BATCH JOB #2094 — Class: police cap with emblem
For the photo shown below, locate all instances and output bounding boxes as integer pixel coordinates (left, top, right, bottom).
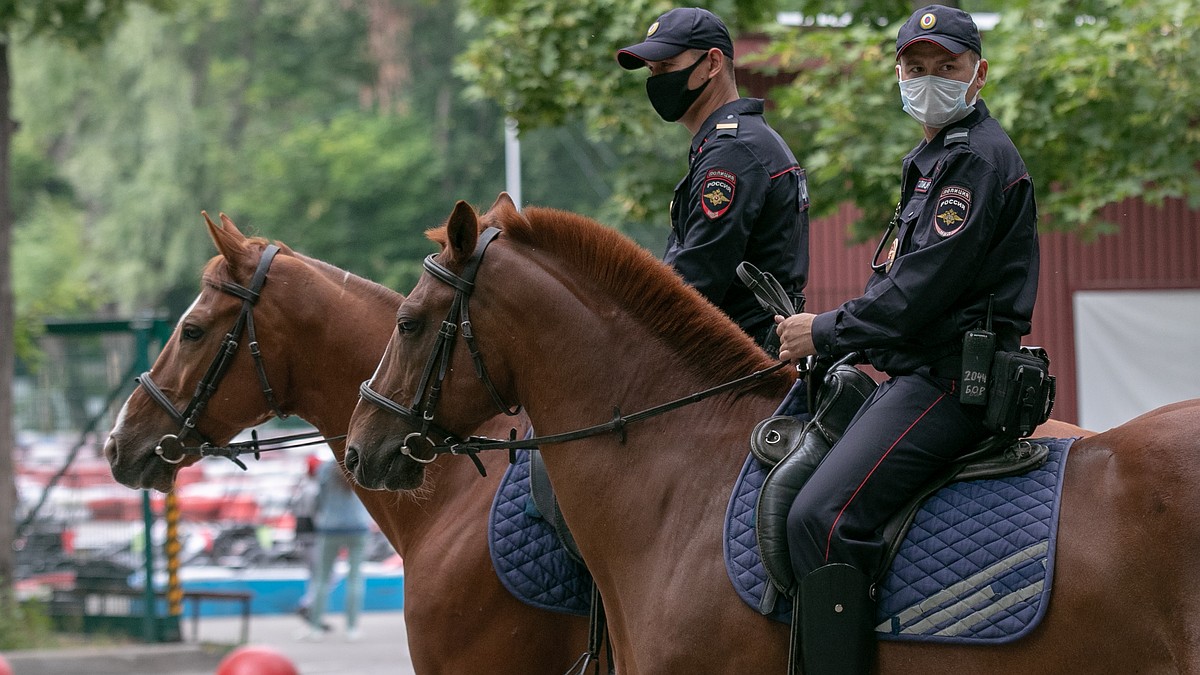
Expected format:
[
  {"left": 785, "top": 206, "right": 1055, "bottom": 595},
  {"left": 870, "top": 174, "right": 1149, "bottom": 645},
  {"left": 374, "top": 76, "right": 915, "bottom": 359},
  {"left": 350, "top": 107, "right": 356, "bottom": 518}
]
[
  {"left": 896, "top": 4, "right": 982, "bottom": 58},
  {"left": 617, "top": 7, "right": 734, "bottom": 70}
]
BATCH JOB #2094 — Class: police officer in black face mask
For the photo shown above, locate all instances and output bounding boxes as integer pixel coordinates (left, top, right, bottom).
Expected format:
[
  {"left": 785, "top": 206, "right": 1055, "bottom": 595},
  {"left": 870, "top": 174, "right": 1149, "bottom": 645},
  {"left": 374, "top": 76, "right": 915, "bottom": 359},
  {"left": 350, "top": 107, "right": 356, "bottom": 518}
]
[{"left": 617, "top": 7, "right": 809, "bottom": 356}]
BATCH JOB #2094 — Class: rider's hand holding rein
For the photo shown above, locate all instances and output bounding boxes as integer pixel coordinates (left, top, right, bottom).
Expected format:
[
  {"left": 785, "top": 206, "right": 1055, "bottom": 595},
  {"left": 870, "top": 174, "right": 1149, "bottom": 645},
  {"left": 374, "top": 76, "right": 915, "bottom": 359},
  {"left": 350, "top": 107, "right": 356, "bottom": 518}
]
[{"left": 774, "top": 313, "right": 817, "bottom": 363}]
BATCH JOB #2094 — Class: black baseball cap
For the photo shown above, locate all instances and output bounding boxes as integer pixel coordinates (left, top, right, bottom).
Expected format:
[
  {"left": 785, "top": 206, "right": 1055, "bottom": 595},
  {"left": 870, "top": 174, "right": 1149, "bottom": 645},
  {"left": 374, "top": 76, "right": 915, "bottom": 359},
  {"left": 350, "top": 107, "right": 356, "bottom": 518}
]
[
  {"left": 617, "top": 7, "right": 734, "bottom": 70},
  {"left": 896, "top": 5, "right": 982, "bottom": 58}
]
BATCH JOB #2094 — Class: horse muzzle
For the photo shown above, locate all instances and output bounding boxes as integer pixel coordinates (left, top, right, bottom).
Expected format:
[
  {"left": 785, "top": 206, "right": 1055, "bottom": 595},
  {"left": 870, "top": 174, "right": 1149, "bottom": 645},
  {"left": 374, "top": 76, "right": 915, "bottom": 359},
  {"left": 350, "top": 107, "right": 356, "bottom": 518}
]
[
  {"left": 105, "top": 435, "right": 180, "bottom": 492},
  {"left": 344, "top": 440, "right": 429, "bottom": 492}
]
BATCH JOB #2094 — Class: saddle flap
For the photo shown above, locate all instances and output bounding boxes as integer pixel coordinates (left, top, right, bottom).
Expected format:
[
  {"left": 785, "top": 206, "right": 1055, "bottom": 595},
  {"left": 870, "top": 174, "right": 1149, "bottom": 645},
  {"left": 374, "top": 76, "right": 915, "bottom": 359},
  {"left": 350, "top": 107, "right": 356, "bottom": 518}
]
[
  {"left": 812, "top": 363, "right": 878, "bottom": 445},
  {"left": 754, "top": 431, "right": 832, "bottom": 597}
]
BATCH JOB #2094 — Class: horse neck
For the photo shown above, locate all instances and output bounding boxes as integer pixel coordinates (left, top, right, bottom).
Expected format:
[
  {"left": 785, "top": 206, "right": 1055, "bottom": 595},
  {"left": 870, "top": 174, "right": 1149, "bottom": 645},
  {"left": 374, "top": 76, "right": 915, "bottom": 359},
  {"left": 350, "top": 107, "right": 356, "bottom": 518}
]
[
  {"left": 275, "top": 258, "right": 398, "bottom": 433},
  {"left": 274, "top": 259, "right": 467, "bottom": 555},
  {"left": 485, "top": 257, "right": 789, "bottom": 574},
  {"left": 510, "top": 294, "right": 785, "bottom": 475}
]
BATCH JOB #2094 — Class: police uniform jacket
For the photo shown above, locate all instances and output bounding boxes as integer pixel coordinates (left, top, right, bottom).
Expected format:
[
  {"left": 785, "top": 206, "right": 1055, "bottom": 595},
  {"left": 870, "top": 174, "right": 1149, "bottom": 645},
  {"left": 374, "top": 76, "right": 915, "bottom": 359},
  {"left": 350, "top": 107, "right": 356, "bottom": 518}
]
[
  {"left": 810, "top": 100, "right": 1038, "bottom": 376},
  {"left": 666, "top": 98, "right": 810, "bottom": 339}
]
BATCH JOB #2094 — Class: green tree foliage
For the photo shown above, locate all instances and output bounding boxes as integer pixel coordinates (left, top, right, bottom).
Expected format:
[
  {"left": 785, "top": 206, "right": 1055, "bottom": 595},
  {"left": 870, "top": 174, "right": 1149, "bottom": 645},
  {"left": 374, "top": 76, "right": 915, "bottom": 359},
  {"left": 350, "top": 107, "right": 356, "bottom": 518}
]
[
  {"left": 457, "top": 0, "right": 1200, "bottom": 239},
  {"left": 457, "top": 0, "right": 783, "bottom": 234},
  {"left": 459, "top": 0, "right": 775, "bottom": 128},
  {"left": 0, "top": 0, "right": 172, "bottom": 628},
  {"left": 766, "top": 0, "right": 1200, "bottom": 237},
  {"left": 992, "top": 0, "right": 1200, "bottom": 234},
  {"left": 13, "top": 6, "right": 211, "bottom": 313},
  {"left": 226, "top": 110, "right": 439, "bottom": 291},
  {"left": 11, "top": 0, "right": 627, "bottom": 316}
]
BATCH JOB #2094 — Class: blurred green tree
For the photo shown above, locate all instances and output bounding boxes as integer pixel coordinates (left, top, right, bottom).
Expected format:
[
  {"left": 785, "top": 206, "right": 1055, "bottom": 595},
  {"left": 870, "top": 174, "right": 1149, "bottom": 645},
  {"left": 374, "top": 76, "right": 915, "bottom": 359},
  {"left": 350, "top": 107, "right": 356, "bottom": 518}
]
[
  {"left": 457, "top": 0, "right": 1200, "bottom": 238},
  {"left": 0, "top": 0, "right": 172, "bottom": 626}
]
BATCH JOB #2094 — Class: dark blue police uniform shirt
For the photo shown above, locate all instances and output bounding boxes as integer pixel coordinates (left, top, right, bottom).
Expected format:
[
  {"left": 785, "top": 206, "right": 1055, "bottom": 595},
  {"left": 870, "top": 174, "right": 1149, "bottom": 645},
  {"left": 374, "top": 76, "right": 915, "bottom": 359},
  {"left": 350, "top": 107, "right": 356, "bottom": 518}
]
[
  {"left": 811, "top": 100, "right": 1039, "bottom": 376},
  {"left": 666, "top": 98, "right": 810, "bottom": 339}
]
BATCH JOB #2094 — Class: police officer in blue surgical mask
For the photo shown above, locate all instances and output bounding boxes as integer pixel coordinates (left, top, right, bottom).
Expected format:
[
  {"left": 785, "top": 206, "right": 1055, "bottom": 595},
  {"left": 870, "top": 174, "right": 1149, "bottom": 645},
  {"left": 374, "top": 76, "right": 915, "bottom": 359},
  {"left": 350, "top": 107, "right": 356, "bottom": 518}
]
[
  {"left": 774, "top": 5, "right": 1038, "bottom": 673},
  {"left": 617, "top": 7, "right": 809, "bottom": 356}
]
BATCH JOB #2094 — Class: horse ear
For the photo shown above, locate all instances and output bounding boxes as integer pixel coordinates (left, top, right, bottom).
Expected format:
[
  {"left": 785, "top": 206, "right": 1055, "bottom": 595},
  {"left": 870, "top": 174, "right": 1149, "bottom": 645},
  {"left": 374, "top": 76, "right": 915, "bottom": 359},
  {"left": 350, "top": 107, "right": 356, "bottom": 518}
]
[
  {"left": 203, "top": 211, "right": 250, "bottom": 266},
  {"left": 445, "top": 200, "right": 480, "bottom": 263},
  {"left": 487, "top": 192, "right": 517, "bottom": 216}
]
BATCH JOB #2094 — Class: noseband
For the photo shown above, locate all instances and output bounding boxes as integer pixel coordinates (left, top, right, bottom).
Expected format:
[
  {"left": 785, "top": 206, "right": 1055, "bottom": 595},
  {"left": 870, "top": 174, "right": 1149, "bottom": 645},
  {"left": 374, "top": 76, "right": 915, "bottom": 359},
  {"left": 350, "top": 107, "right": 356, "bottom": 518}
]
[
  {"left": 137, "top": 245, "right": 290, "bottom": 464},
  {"left": 358, "top": 226, "right": 520, "bottom": 467}
]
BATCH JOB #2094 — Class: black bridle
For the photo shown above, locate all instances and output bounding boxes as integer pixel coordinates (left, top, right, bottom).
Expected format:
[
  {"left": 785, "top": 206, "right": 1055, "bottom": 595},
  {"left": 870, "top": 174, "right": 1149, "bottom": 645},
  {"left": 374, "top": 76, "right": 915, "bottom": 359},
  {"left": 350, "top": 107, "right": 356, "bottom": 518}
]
[
  {"left": 357, "top": 226, "right": 788, "bottom": 476},
  {"left": 137, "top": 245, "right": 337, "bottom": 469},
  {"left": 358, "top": 227, "right": 521, "bottom": 474}
]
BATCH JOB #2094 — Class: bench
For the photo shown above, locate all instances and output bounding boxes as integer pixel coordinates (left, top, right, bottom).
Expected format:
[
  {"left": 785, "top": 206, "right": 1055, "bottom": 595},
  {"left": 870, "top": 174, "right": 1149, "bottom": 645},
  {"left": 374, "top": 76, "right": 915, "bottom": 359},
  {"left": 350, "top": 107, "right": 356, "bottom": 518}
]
[{"left": 180, "top": 589, "right": 253, "bottom": 644}]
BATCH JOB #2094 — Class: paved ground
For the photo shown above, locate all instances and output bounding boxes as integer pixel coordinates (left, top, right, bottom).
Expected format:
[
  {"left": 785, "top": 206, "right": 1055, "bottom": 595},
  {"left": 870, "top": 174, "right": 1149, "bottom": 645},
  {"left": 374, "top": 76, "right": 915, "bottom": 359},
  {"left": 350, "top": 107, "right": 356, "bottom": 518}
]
[{"left": 2, "top": 610, "right": 416, "bottom": 675}]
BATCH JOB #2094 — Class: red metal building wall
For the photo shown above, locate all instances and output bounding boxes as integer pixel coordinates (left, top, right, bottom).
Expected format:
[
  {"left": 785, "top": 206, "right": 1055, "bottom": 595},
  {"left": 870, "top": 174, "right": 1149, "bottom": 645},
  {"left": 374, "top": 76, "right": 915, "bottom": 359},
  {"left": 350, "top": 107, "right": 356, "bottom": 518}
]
[{"left": 805, "top": 198, "right": 1200, "bottom": 424}]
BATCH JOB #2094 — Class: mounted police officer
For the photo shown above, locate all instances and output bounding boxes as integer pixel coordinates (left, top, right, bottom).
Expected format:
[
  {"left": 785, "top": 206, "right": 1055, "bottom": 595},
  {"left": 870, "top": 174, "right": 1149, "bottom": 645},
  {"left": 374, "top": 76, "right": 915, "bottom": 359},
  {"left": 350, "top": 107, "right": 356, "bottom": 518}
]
[
  {"left": 774, "top": 5, "right": 1039, "bottom": 673},
  {"left": 617, "top": 7, "right": 809, "bottom": 356}
]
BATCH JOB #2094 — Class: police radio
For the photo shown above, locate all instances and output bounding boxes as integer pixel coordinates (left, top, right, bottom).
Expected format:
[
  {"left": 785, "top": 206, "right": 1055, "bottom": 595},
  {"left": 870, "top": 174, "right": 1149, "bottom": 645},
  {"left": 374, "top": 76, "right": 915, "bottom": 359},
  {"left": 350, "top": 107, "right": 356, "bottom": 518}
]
[{"left": 960, "top": 296, "right": 996, "bottom": 406}]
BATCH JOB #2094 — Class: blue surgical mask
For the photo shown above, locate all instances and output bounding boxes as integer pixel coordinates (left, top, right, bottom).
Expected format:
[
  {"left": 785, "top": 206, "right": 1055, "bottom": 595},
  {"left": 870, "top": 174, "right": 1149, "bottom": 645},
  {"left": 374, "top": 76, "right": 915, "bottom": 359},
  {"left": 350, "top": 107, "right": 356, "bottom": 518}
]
[{"left": 898, "top": 61, "right": 980, "bottom": 128}]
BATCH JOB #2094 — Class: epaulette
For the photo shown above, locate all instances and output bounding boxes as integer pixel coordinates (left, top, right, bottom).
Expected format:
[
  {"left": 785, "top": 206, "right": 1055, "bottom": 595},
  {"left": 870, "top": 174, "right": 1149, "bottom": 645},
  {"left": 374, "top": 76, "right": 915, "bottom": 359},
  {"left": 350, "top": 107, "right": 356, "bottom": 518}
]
[
  {"left": 945, "top": 128, "right": 969, "bottom": 146},
  {"left": 714, "top": 117, "right": 739, "bottom": 138}
]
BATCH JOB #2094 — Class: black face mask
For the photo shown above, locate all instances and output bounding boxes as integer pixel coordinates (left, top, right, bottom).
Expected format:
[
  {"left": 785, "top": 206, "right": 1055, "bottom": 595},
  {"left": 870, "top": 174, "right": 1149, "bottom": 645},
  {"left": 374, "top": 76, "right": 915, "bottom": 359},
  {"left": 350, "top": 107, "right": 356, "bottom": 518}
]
[{"left": 646, "top": 53, "right": 711, "bottom": 122}]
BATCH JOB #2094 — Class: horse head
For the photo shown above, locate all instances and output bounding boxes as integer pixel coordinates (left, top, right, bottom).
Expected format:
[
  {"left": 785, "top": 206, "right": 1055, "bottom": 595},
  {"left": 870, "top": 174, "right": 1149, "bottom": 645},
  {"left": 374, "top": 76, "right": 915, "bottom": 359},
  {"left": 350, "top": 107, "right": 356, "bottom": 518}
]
[
  {"left": 105, "top": 213, "right": 307, "bottom": 491},
  {"left": 345, "top": 194, "right": 529, "bottom": 491}
]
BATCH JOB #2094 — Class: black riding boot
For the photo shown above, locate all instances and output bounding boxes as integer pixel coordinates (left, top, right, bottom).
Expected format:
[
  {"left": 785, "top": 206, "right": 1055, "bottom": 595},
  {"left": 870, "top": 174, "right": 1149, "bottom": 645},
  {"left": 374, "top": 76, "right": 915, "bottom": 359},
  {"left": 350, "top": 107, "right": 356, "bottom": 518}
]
[{"left": 798, "top": 563, "right": 875, "bottom": 675}]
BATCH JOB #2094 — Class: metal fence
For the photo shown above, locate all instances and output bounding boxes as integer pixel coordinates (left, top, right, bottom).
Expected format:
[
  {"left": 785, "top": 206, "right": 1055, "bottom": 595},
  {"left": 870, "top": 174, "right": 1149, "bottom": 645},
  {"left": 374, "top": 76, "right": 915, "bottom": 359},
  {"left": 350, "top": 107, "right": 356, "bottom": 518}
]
[
  {"left": 14, "top": 317, "right": 178, "bottom": 641},
  {"left": 13, "top": 317, "right": 400, "bottom": 640}
]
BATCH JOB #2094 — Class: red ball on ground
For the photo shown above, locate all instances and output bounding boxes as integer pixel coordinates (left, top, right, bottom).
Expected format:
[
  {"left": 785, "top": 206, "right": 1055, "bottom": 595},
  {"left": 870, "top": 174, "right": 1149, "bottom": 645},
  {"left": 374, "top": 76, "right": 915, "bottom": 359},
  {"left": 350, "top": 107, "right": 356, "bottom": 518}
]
[
  {"left": 0, "top": 653, "right": 12, "bottom": 675},
  {"left": 215, "top": 645, "right": 298, "bottom": 675}
]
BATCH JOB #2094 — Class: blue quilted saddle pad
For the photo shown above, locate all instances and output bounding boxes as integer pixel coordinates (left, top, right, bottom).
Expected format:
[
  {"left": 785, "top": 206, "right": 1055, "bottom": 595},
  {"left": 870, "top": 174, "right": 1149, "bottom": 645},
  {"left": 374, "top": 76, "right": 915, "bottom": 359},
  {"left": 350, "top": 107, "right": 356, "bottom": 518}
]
[
  {"left": 488, "top": 448, "right": 592, "bottom": 615},
  {"left": 724, "top": 436, "right": 1073, "bottom": 645}
]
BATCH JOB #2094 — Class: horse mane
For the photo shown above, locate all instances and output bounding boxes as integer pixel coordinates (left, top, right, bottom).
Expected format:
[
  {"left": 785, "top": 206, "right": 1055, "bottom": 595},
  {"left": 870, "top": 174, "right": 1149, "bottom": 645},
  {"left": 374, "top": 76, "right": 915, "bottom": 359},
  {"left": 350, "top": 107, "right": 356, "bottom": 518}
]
[
  {"left": 201, "top": 237, "right": 402, "bottom": 309},
  {"left": 431, "top": 205, "right": 791, "bottom": 389}
]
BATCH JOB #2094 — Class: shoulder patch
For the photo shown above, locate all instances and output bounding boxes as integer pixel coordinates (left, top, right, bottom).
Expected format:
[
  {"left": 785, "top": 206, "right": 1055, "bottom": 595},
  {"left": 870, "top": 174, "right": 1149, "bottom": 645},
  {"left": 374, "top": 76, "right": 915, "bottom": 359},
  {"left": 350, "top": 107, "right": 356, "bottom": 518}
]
[
  {"left": 945, "top": 129, "right": 969, "bottom": 146},
  {"left": 934, "top": 185, "right": 971, "bottom": 237},
  {"left": 701, "top": 169, "right": 737, "bottom": 219}
]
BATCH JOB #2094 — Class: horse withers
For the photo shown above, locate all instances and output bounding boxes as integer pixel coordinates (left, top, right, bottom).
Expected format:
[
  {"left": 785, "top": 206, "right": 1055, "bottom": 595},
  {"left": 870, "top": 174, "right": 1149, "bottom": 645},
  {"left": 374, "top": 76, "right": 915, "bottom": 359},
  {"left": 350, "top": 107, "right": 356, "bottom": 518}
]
[
  {"left": 103, "top": 212, "right": 588, "bottom": 674},
  {"left": 345, "top": 194, "right": 1200, "bottom": 674}
]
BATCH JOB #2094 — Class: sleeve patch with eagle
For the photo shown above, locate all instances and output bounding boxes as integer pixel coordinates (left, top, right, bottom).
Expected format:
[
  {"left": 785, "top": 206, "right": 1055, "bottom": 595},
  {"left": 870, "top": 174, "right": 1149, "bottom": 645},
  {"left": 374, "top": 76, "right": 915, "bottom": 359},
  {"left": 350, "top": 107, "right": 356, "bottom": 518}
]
[
  {"left": 934, "top": 185, "right": 971, "bottom": 237},
  {"left": 701, "top": 168, "right": 736, "bottom": 219}
]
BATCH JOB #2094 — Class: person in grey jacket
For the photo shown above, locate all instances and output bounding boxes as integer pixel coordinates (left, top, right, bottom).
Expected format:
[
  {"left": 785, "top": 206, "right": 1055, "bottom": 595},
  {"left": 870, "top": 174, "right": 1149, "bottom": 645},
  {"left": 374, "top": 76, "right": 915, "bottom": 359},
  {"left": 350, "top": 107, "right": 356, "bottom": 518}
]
[{"left": 298, "top": 459, "right": 373, "bottom": 642}]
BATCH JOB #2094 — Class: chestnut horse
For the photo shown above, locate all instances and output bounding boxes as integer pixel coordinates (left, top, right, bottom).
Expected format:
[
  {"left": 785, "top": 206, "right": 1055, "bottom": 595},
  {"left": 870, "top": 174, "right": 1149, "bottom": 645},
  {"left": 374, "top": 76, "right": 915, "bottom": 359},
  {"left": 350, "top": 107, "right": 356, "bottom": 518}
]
[
  {"left": 344, "top": 195, "right": 1200, "bottom": 674},
  {"left": 103, "top": 213, "right": 588, "bottom": 674}
]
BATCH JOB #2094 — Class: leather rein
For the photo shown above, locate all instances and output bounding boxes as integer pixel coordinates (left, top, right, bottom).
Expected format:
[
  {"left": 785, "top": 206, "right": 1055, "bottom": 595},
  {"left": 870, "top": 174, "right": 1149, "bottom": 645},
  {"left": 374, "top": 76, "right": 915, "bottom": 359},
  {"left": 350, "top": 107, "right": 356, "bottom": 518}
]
[
  {"left": 138, "top": 245, "right": 341, "bottom": 470},
  {"left": 357, "top": 226, "right": 788, "bottom": 476}
]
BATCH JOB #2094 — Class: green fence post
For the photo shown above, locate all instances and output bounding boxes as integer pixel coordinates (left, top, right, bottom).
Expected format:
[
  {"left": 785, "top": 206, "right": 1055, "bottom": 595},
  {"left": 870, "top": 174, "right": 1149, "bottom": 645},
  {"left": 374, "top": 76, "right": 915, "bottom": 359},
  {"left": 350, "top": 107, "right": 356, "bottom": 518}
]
[{"left": 132, "top": 319, "right": 158, "bottom": 642}]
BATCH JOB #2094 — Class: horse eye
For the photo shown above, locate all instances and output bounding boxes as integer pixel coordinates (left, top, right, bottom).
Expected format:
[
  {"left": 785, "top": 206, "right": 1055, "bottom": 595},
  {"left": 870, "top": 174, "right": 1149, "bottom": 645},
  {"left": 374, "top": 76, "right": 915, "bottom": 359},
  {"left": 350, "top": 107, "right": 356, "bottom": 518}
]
[
  {"left": 181, "top": 325, "right": 204, "bottom": 342},
  {"left": 397, "top": 318, "right": 420, "bottom": 334}
]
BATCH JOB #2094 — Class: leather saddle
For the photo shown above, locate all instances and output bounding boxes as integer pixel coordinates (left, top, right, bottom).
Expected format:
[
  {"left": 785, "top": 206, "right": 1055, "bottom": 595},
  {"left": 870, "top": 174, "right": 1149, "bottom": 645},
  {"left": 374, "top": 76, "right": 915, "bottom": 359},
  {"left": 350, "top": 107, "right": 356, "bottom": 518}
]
[
  {"left": 750, "top": 354, "right": 877, "bottom": 467},
  {"left": 752, "top": 355, "right": 1050, "bottom": 604}
]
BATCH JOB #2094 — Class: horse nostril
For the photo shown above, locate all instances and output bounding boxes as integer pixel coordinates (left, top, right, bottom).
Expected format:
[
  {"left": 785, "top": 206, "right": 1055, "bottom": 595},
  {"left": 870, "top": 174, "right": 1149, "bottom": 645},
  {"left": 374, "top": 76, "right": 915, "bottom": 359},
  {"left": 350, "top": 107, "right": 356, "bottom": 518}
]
[{"left": 344, "top": 447, "right": 360, "bottom": 473}]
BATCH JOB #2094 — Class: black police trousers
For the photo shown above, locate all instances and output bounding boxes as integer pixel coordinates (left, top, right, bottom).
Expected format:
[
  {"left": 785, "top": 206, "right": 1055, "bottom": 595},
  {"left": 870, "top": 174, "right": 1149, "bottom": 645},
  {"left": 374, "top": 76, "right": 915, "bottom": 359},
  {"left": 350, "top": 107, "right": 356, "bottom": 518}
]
[{"left": 786, "top": 368, "right": 988, "bottom": 580}]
